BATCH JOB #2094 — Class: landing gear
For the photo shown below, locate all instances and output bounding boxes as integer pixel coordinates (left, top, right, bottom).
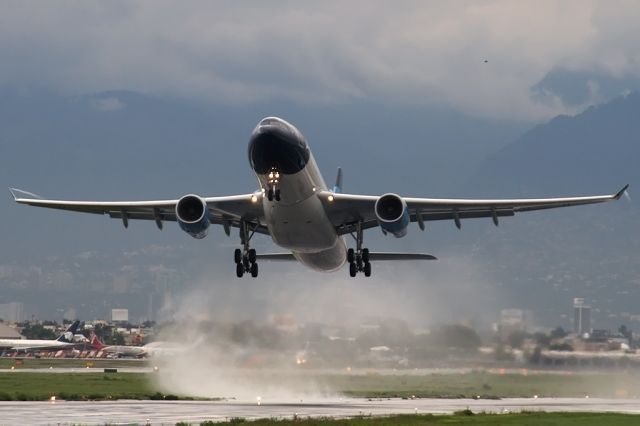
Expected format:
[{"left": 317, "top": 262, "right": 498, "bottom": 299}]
[
  {"left": 267, "top": 188, "right": 281, "bottom": 202},
  {"left": 347, "top": 221, "right": 372, "bottom": 277},
  {"left": 234, "top": 221, "right": 259, "bottom": 278},
  {"left": 267, "top": 169, "right": 281, "bottom": 201}
]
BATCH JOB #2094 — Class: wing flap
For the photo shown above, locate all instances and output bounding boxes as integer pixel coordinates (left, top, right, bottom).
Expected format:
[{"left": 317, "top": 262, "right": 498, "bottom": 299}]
[
  {"left": 321, "top": 185, "right": 628, "bottom": 233},
  {"left": 10, "top": 188, "right": 268, "bottom": 233}
]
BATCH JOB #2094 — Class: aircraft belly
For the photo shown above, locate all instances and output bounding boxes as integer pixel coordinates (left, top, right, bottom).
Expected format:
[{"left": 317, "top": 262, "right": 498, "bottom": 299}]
[
  {"left": 267, "top": 194, "right": 337, "bottom": 252},
  {"left": 293, "top": 239, "right": 347, "bottom": 272}
]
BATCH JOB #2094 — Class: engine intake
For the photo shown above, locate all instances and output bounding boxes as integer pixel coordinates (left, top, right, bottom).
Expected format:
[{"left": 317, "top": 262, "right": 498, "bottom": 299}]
[
  {"left": 375, "top": 193, "right": 409, "bottom": 238},
  {"left": 176, "top": 194, "right": 210, "bottom": 239}
]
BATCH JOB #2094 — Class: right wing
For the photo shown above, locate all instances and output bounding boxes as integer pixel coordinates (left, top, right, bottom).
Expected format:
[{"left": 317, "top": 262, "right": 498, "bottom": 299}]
[
  {"left": 9, "top": 188, "right": 267, "bottom": 234},
  {"left": 320, "top": 185, "right": 629, "bottom": 235}
]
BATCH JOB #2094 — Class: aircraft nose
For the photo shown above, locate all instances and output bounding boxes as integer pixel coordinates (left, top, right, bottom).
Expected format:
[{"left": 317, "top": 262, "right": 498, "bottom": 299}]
[{"left": 248, "top": 120, "right": 310, "bottom": 175}]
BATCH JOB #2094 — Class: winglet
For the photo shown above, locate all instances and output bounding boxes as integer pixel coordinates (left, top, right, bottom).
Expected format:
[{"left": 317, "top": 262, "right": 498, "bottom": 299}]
[
  {"left": 614, "top": 184, "right": 630, "bottom": 200},
  {"left": 8, "top": 188, "right": 42, "bottom": 201},
  {"left": 332, "top": 167, "right": 343, "bottom": 193}
]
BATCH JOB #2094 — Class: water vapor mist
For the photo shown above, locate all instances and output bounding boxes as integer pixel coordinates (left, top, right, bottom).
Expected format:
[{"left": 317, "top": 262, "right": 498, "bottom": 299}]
[{"left": 152, "top": 256, "right": 502, "bottom": 401}]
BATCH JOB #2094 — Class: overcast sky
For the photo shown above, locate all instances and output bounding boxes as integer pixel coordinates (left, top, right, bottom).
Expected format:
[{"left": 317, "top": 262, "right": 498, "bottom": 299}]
[{"left": 1, "top": 1, "right": 639, "bottom": 120}]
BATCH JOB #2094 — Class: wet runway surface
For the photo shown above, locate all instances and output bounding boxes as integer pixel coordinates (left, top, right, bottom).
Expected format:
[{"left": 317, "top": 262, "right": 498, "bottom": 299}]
[{"left": 2, "top": 397, "right": 640, "bottom": 424}]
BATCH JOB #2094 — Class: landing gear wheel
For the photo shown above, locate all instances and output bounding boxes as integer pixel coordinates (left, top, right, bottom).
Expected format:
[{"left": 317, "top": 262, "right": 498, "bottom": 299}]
[
  {"left": 362, "top": 248, "right": 370, "bottom": 263},
  {"left": 250, "top": 262, "right": 259, "bottom": 278},
  {"left": 234, "top": 249, "right": 242, "bottom": 264},
  {"left": 267, "top": 188, "right": 274, "bottom": 201},
  {"left": 347, "top": 248, "right": 355, "bottom": 264},
  {"left": 349, "top": 262, "right": 357, "bottom": 277},
  {"left": 363, "top": 262, "right": 371, "bottom": 277},
  {"left": 274, "top": 189, "right": 281, "bottom": 201},
  {"left": 248, "top": 249, "right": 257, "bottom": 263},
  {"left": 236, "top": 263, "right": 244, "bottom": 278}
]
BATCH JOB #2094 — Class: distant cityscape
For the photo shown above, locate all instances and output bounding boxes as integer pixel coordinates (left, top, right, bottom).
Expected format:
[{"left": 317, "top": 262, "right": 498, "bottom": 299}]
[{"left": 2, "top": 295, "right": 638, "bottom": 369}]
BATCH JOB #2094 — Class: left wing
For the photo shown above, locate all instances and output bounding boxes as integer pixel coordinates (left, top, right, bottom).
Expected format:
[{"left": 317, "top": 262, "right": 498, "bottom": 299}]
[
  {"left": 8, "top": 188, "right": 267, "bottom": 233},
  {"left": 320, "top": 185, "right": 629, "bottom": 235}
]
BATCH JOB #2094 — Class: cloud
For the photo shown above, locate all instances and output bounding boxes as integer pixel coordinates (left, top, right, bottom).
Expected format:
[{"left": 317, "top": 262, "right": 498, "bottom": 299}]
[{"left": 1, "top": 1, "right": 640, "bottom": 119}]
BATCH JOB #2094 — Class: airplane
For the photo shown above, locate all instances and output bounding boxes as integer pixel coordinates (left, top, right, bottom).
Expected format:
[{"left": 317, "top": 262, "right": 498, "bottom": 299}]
[
  {"left": 90, "top": 333, "right": 190, "bottom": 358},
  {"left": 9, "top": 116, "right": 629, "bottom": 278},
  {"left": 89, "top": 333, "right": 146, "bottom": 357},
  {"left": 0, "top": 321, "right": 80, "bottom": 351}
]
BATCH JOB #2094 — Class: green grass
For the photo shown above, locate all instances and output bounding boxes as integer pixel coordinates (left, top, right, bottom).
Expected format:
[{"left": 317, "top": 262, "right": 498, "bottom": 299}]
[
  {"left": 323, "top": 371, "right": 640, "bottom": 399},
  {"left": 210, "top": 413, "right": 640, "bottom": 425},
  {"left": 0, "top": 372, "right": 160, "bottom": 401},
  {"left": 0, "top": 370, "right": 639, "bottom": 401},
  {"left": 0, "top": 357, "right": 147, "bottom": 369}
]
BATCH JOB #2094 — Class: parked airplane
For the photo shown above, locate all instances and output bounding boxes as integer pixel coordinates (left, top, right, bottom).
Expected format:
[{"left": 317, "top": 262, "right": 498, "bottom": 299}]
[
  {"left": 0, "top": 321, "right": 80, "bottom": 351},
  {"left": 9, "top": 117, "right": 628, "bottom": 278},
  {"left": 90, "top": 333, "right": 146, "bottom": 357}
]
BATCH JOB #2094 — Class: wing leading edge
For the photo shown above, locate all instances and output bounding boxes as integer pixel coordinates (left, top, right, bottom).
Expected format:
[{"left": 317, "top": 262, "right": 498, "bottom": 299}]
[
  {"left": 8, "top": 188, "right": 267, "bottom": 234},
  {"left": 320, "top": 185, "right": 629, "bottom": 235}
]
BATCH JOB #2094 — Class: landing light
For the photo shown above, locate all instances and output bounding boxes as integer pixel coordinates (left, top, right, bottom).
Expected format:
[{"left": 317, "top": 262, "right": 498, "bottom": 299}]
[
  {"left": 328, "top": 195, "right": 334, "bottom": 202},
  {"left": 251, "top": 195, "right": 258, "bottom": 203}
]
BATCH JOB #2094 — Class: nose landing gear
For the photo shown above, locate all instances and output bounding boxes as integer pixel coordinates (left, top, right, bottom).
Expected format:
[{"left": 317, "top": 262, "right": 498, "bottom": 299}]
[
  {"left": 267, "top": 169, "right": 281, "bottom": 201},
  {"left": 347, "top": 221, "right": 372, "bottom": 277},
  {"left": 235, "top": 221, "right": 259, "bottom": 278}
]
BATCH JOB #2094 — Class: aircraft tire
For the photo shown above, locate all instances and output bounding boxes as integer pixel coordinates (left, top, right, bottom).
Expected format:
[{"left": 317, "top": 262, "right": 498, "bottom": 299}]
[
  {"left": 236, "top": 263, "right": 244, "bottom": 278},
  {"left": 364, "top": 262, "right": 371, "bottom": 277},
  {"left": 349, "top": 262, "right": 357, "bottom": 277},
  {"left": 234, "top": 249, "right": 242, "bottom": 264},
  {"left": 275, "top": 189, "right": 281, "bottom": 201},
  {"left": 267, "top": 189, "right": 274, "bottom": 201},
  {"left": 250, "top": 262, "right": 259, "bottom": 278},
  {"left": 362, "top": 248, "right": 370, "bottom": 263},
  {"left": 347, "top": 248, "right": 355, "bottom": 263},
  {"left": 248, "top": 248, "right": 257, "bottom": 263}
]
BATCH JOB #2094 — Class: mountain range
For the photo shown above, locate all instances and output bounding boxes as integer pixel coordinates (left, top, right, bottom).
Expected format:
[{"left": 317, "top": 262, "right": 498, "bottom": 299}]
[{"left": 1, "top": 89, "right": 638, "bottom": 330}]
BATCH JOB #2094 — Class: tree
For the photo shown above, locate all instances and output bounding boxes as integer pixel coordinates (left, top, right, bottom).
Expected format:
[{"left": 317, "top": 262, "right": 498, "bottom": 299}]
[
  {"left": 20, "top": 324, "right": 56, "bottom": 340},
  {"left": 430, "top": 324, "right": 481, "bottom": 351},
  {"left": 533, "top": 332, "right": 551, "bottom": 347},
  {"left": 550, "top": 326, "right": 567, "bottom": 340},
  {"left": 507, "top": 330, "right": 527, "bottom": 349},
  {"left": 112, "top": 332, "right": 126, "bottom": 346}
]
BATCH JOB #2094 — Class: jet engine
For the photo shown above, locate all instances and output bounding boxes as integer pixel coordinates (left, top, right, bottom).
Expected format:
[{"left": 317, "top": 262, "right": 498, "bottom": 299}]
[
  {"left": 176, "top": 194, "right": 210, "bottom": 239},
  {"left": 374, "top": 193, "right": 410, "bottom": 238}
]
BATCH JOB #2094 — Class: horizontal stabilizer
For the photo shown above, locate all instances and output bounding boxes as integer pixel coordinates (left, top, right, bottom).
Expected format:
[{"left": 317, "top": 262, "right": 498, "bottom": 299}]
[
  {"left": 255, "top": 253, "right": 297, "bottom": 261},
  {"left": 368, "top": 252, "right": 437, "bottom": 261},
  {"left": 255, "top": 252, "right": 437, "bottom": 261}
]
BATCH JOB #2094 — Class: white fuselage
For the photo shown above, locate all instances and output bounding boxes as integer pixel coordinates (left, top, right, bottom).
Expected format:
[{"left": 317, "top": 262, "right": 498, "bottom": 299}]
[
  {"left": 0, "top": 339, "right": 73, "bottom": 351},
  {"left": 250, "top": 118, "right": 347, "bottom": 271}
]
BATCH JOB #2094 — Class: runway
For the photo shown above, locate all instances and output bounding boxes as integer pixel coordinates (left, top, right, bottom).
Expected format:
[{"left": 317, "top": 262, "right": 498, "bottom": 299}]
[{"left": 2, "top": 397, "right": 640, "bottom": 424}]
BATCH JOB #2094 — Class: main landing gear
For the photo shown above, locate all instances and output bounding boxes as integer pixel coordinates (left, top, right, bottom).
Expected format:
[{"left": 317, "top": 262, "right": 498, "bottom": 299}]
[
  {"left": 235, "top": 221, "right": 259, "bottom": 278},
  {"left": 347, "top": 221, "right": 372, "bottom": 277},
  {"left": 266, "top": 168, "right": 281, "bottom": 201}
]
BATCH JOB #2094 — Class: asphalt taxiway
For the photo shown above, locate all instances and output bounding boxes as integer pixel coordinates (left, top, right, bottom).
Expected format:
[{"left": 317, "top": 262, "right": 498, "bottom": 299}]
[{"left": 2, "top": 397, "right": 640, "bottom": 424}]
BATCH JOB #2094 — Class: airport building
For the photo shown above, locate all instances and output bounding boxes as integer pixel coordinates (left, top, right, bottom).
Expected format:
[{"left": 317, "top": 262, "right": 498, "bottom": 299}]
[
  {"left": 0, "top": 302, "right": 24, "bottom": 323},
  {"left": 111, "top": 308, "right": 129, "bottom": 323},
  {"left": 573, "top": 298, "right": 592, "bottom": 336}
]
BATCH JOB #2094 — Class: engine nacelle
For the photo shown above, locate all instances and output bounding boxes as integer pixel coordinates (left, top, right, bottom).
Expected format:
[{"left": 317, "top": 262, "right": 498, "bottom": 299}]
[
  {"left": 375, "top": 193, "right": 410, "bottom": 238},
  {"left": 176, "top": 194, "right": 210, "bottom": 239}
]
